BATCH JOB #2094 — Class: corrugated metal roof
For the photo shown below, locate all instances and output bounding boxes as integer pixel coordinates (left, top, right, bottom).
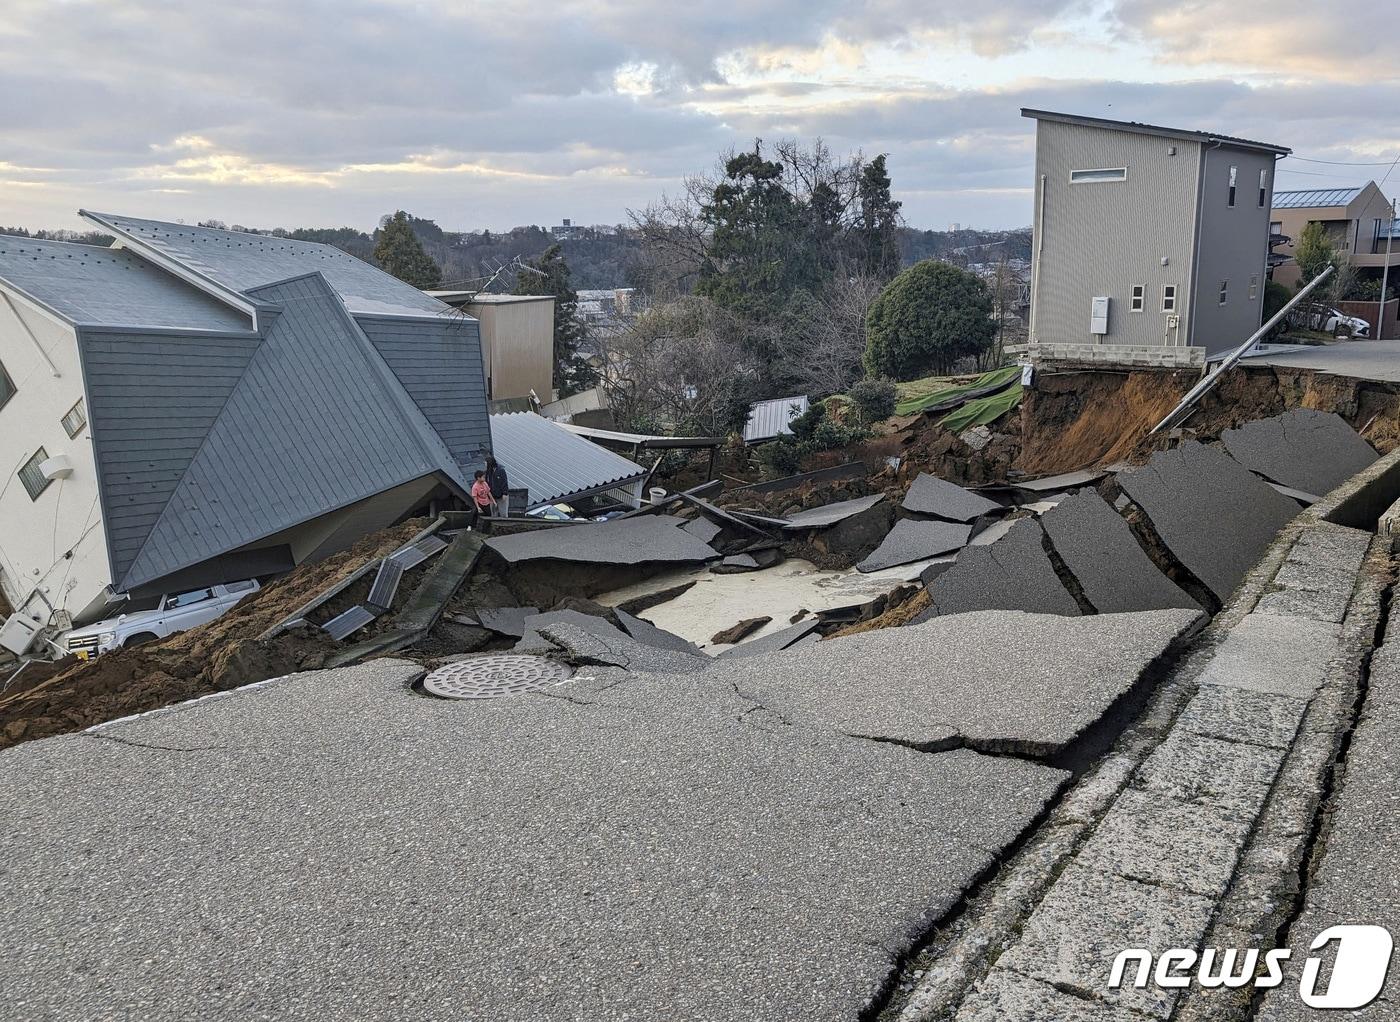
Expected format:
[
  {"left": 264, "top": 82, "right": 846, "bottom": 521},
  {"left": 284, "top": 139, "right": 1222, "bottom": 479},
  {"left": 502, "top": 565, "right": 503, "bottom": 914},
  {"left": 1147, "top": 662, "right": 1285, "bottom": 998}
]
[
  {"left": 489, "top": 411, "right": 646, "bottom": 507},
  {"left": 0, "top": 236, "right": 251, "bottom": 330},
  {"left": 1272, "top": 187, "right": 1363, "bottom": 209},
  {"left": 111, "top": 273, "right": 468, "bottom": 590},
  {"left": 743, "top": 395, "right": 809, "bottom": 443},
  {"left": 81, "top": 211, "right": 451, "bottom": 318}
]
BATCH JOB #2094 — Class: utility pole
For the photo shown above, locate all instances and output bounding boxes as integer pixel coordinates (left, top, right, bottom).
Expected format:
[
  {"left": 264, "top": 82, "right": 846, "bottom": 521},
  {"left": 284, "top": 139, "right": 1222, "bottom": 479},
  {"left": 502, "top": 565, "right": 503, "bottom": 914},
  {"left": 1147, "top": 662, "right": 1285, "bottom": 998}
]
[{"left": 1380, "top": 197, "right": 1396, "bottom": 339}]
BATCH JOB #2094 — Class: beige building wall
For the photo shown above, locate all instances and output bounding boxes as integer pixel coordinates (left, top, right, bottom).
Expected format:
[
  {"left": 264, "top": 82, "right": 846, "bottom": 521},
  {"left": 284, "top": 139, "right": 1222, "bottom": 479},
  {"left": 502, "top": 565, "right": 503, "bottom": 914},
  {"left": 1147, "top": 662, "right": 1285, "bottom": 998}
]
[
  {"left": 465, "top": 296, "right": 555, "bottom": 401},
  {"left": 0, "top": 291, "right": 114, "bottom": 627},
  {"left": 1271, "top": 183, "right": 1396, "bottom": 288}
]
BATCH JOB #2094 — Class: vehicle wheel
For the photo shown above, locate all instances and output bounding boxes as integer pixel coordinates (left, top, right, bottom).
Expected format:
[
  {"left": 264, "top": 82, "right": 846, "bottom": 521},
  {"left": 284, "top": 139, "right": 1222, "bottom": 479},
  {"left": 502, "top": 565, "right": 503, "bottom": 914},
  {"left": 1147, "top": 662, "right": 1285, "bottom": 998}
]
[{"left": 123, "top": 632, "right": 160, "bottom": 647}]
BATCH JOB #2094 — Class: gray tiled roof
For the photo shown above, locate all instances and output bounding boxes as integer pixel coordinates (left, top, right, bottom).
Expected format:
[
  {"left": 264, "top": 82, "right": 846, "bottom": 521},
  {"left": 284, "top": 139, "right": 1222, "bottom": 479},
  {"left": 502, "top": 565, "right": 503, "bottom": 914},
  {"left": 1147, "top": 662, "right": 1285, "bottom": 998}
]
[
  {"left": 104, "top": 273, "right": 469, "bottom": 590},
  {"left": 81, "top": 211, "right": 451, "bottom": 318},
  {"left": 0, "top": 236, "right": 250, "bottom": 330},
  {"left": 489, "top": 411, "right": 646, "bottom": 507},
  {"left": 1272, "top": 187, "right": 1363, "bottom": 209}
]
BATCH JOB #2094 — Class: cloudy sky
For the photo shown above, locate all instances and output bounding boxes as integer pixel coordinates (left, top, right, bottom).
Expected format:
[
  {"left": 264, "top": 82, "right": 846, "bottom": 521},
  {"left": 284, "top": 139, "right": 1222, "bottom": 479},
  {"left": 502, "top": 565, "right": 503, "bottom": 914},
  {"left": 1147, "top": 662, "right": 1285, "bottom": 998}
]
[{"left": 3, "top": 0, "right": 1396, "bottom": 234}]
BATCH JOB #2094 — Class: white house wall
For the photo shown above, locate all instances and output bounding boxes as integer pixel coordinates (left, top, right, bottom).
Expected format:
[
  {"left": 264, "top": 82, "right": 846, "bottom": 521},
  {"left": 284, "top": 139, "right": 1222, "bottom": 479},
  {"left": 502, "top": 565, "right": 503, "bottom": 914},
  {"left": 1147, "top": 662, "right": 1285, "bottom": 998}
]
[{"left": 0, "top": 292, "right": 113, "bottom": 626}]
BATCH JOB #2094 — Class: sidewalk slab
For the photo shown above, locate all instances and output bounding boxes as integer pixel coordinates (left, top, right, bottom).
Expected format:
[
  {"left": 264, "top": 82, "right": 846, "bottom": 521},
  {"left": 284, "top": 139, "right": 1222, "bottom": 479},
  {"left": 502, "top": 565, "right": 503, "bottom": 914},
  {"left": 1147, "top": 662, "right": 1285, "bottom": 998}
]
[
  {"left": 993, "top": 866, "right": 1215, "bottom": 1019},
  {"left": 1194, "top": 613, "right": 1340, "bottom": 699}
]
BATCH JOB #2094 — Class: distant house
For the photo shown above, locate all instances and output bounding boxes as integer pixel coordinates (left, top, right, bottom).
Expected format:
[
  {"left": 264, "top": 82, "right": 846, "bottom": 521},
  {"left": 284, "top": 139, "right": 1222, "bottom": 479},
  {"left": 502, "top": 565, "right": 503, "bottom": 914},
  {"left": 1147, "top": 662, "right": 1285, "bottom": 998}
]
[
  {"left": 0, "top": 213, "right": 489, "bottom": 635},
  {"left": 550, "top": 219, "right": 587, "bottom": 241},
  {"left": 1023, "top": 109, "right": 1289, "bottom": 357},
  {"left": 1270, "top": 183, "right": 1397, "bottom": 289},
  {"left": 429, "top": 291, "right": 555, "bottom": 402}
]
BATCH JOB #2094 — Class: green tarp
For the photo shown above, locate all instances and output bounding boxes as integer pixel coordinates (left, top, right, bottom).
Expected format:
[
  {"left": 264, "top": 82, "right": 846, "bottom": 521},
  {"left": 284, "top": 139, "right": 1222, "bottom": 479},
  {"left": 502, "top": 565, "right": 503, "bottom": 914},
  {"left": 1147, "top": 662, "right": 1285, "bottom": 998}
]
[{"left": 894, "top": 365, "right": 1021, "bottom": 416}]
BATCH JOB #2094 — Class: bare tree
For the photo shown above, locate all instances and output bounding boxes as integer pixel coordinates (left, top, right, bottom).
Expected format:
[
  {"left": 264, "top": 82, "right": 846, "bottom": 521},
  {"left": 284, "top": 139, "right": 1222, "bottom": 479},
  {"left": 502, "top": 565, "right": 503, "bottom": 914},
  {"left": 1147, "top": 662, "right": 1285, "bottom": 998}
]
[{"left": 779, "top": 274, "right": 884, "bottom": 396}]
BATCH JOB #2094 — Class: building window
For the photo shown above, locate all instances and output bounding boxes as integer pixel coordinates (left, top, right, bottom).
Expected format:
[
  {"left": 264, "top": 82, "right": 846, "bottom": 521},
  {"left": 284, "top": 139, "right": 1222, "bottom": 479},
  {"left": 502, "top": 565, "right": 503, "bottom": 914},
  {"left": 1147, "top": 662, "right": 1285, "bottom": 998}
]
[
  {"left": 61, "top": 399, "right": 86, "bottom": 439},
  {"left": 1070, "top": 167, "right": 1127, "bottom": 184},
  {"left": 1258, "top": 168, "right": 1268, "bottom": 208},
  {"left": 1130, "top": 285, "right": 1145, "bottom": 312},
  {"left": 1219, "top": 280, "right": 1229, "bottom": 305},
  {"left": 1270, "top": 221, "right": 1283, "bottom": 236},
  {"left": 1162, "top": 285, "right": 1177, "bottom": 313},
  {"left": 1249, "top": 275, "right": 1259, "bottom": 300},
  {"left": 18, "top": 447, "right": 50, "bottom": 501},
  {"left": 0, "top": 359, "right": 13, "bottom": 412},
  {"left": 1228, "top": 166, "right": 1237, "bottom": 207}
]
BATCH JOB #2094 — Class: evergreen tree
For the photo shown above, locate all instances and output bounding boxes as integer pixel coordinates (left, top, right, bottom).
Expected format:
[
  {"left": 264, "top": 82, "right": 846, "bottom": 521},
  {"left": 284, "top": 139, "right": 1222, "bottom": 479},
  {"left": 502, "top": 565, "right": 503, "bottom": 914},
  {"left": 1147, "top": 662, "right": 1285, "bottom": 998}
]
[
  {"left": 696, "top": 143, "right": 818, "bottom": 320},
  {"left": 514, "top": 244, "right": 598, "bottom": 397},
  {"left": 373, "top": 210, "right": 441, "bottom": 289},
  {"left": 857, "top": 155, "right": 902, "bottom": 280}
]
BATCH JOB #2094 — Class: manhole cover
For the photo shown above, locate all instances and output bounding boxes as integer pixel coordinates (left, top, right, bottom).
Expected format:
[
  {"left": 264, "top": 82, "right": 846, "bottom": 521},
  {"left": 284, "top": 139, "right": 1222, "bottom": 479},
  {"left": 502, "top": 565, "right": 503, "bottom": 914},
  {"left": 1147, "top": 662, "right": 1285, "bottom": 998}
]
[{"left": 422, "top": 654, "right": 574, "bottom": 700}]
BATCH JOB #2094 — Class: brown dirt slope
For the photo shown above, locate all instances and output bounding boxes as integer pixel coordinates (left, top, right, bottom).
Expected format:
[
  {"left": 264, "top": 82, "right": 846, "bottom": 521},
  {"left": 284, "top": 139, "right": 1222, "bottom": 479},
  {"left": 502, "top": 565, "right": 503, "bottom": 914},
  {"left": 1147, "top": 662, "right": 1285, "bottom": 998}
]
[{"left": 0, "top": 519, "right": 430, "bottom": 749}]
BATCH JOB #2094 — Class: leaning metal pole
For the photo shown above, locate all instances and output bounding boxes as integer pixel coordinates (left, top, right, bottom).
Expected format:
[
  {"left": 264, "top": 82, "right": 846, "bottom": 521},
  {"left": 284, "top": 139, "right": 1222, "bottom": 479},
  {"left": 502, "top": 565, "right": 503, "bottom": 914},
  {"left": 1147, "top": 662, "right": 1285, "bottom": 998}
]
[{"left": 1150, "top": 265, "right": 1334, "bottom": 435}]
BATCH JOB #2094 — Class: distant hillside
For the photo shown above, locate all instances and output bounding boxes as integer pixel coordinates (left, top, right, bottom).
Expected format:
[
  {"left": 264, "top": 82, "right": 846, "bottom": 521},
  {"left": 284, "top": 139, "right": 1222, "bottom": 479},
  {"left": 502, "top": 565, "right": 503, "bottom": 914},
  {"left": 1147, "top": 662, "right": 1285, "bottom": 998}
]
[{"left": 1, "top": 220, "right": 1032, "bottom": 292}]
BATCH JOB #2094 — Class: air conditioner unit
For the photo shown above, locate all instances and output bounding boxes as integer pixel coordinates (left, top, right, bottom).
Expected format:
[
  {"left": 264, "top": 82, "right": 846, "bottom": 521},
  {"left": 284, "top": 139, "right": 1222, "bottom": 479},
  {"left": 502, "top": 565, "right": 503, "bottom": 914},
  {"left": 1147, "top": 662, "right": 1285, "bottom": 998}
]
[
  {"left": 0, "top": 614, "right": 42, "bottom": 656},
  {"left": 39, "top": 454, "right": 74, "bottom": 481}
]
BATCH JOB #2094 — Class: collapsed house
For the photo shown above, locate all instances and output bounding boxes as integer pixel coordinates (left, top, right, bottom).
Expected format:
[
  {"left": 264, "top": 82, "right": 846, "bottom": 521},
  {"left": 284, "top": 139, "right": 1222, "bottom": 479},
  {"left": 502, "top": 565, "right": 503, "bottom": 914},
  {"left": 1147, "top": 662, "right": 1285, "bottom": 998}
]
[{"left": 0, "top": 213, "right": 493, "bottom": 641}]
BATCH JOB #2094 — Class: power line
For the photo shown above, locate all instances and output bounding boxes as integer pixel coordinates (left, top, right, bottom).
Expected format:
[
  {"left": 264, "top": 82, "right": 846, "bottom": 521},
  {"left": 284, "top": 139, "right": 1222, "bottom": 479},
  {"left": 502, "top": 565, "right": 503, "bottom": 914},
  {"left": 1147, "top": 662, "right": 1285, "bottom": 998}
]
[{"left": 1284, "top": 154, "right": 1398, "bottom": 167}]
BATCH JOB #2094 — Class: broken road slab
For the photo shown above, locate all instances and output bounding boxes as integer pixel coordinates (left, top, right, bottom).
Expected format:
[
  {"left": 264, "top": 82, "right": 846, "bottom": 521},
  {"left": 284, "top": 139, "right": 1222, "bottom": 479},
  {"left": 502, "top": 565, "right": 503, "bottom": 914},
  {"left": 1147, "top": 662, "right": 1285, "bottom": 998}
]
[
  {"left": 714, "top": 618, "right": 821, "bottom": 659},
  {"left": 856, "top": 518, "right": 971, "bottom": 573},
  {"left": 779, "top": 493, "right": 887, "bottom": 530},
  {"left": 486, "top": 516, "right": 720, "bottom": 566},
  {"left": 514, "top": 608, "right": 632, "bottom": 652},
  {"left": 918, "top": 519, "right": 1082, "bottom": 619},
  {"left": 612, "top": 607, "right": 703, "bottom": 656},
  {"left": 0, "top": 659, "right": 1066, "bottom": 1022},
  {"left": 473, "top": 605, "right": 541, "bottom": 637},
  {"left": 715, "top": 608, "right": 1201, "bottom": 756},
  {"left": 903, "top": 473, "right": 1001, "bottom": 522},
  {"left": 1116, "top": 440, "right": 1299, "bottom": 604},
  {"left": 1039, "top": 491, "right": 1202, "bottom": 613},
  {"left": 1221, "top": 407, "right": 1378, "bottom": 496}
]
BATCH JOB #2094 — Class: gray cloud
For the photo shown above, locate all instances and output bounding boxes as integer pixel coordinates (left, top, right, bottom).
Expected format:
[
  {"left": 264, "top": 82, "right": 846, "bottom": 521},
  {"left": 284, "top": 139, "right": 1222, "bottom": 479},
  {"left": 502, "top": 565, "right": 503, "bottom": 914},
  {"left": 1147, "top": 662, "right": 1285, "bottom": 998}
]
[{"left": 1, "top": 0, "right": 1396, "bottom": 234}]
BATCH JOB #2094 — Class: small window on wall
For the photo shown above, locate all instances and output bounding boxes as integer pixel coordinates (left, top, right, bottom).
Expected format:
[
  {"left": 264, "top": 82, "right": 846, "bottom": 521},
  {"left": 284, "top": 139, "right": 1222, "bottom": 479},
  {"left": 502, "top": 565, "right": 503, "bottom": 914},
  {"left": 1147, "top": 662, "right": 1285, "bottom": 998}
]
[
  {"left": 1162, "top": 285, "right": 1177, "bottom": 312},
  {"left": 1131, "top": 285, "right": 1145, "bottom": 312},
  {"left": 0, "top": 359, "right": 14, "bottom": 411},
  {"left": 61, "top": 399, "right": 86, "bottom": 438},
  {"left": 18, "top": 447, "right": 50, "bottom": 501},
  {"left": 1270, "top": 221, "right": 1283, "bottom": 236},
  {"left": 1219, "top": 280, "right": 1229, "bottom": 305},
  {"left": 1249, "top": 275, "right": 1260, "bottom": 300},
  {"left": 1070, "top": 167, "right": 1127, "bottom": 183},
  {"left": 1228, "top": 166, "right": 1238, "bottom": 207},
  {"left": 1258, "top": 168, "right": 1268, "bottom": 208}
]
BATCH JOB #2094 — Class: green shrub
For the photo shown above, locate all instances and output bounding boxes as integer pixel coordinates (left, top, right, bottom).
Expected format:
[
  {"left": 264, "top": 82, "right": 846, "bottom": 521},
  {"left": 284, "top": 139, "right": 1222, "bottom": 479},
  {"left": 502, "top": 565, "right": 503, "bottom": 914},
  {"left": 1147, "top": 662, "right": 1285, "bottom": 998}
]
[
  {"left": 864, "top": 260, "right": 995, "bottom": 380},
  {"left": 847, "top": 377, "right": 898, "bottom": 423}
]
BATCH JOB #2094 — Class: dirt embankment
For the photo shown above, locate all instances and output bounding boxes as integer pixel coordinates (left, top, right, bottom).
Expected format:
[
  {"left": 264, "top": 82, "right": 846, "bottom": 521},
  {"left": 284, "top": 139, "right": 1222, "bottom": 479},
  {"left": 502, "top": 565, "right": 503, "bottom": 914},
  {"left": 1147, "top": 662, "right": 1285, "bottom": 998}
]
[{"left": 0, "top": 519, "right": 431, "bottom": 749}]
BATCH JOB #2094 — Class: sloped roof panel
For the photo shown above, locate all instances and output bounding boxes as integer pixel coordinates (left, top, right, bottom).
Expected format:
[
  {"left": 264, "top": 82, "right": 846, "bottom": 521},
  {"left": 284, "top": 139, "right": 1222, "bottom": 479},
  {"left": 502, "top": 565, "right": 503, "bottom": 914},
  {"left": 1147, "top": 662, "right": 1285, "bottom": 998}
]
[
  {"left": 0, "top": 236, "right": 250, "bottom": 330},
  {"left": 1272, "top": 187, "right": 1363, "bottom": 209},
  {"left": 743, "top": 395, "right": 809, "bottom": 443},
  {"left": 489, "top": 411, "right": 646, "bottom": 507},
  {"left": 78, "top": 326, "right": 263, "bottom": 584},
  {"left": 359, "top": 313, "right": 492, "bottom": 471},
  {"left": 119, "top": 273, "right": 467, "bottom": 590},
  {"left": 82, "top": 212, "right": 449, "bottom": 318}
]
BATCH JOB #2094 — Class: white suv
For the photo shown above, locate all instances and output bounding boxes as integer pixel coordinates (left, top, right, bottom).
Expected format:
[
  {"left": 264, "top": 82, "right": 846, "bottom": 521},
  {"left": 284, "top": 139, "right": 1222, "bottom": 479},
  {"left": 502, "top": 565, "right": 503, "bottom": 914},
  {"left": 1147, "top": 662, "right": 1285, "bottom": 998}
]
[{"left": 60, "top": 579, "right": 261, "bottom": 659}]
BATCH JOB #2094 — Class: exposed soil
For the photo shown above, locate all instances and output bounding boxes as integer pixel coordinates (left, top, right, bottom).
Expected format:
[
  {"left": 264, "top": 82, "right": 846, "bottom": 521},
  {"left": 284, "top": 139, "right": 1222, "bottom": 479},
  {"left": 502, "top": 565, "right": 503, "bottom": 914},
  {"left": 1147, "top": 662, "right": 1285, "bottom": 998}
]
[
  {"left": 827, "top": 588, "right": 932, "bottom": 637},
  {"left": 0, "top": 519, "right": 432, "bottom": 749}
]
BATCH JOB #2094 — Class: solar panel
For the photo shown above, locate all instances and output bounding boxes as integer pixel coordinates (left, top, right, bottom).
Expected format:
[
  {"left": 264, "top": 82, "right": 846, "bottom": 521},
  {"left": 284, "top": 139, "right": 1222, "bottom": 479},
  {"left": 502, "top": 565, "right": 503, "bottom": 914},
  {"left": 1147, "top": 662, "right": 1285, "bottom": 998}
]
[
  {"left": 366, "top": 559, "right": 405, "bottom": 612},
  {"left": 1272, "top": 187, "right": 1362, "bottom": 209},
  {"left": 322, "top": 605, "right": 377, "bottom": 641},
  {"left": 387, "top": 533, "right": 448, "bottom": 570}
]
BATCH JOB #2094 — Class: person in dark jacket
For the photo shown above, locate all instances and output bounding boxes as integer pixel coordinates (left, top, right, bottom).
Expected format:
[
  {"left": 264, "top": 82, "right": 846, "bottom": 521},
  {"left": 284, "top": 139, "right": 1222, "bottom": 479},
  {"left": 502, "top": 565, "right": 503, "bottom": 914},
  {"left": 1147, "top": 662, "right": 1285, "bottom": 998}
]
[{"left": 484, "top": 455, "right": 510, "bottom": 517}]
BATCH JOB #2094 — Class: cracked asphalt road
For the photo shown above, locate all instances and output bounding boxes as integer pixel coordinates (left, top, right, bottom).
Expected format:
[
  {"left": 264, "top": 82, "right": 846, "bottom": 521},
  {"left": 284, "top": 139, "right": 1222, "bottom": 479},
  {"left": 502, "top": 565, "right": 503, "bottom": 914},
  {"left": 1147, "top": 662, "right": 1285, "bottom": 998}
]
[{"left": 0, "top": 609, "right": 1199, "bottom": 1022}]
